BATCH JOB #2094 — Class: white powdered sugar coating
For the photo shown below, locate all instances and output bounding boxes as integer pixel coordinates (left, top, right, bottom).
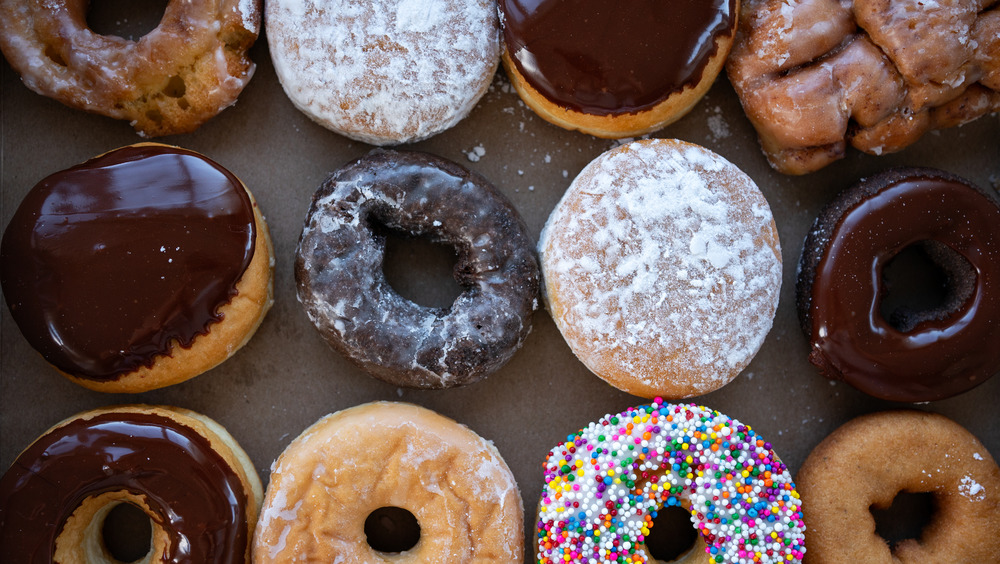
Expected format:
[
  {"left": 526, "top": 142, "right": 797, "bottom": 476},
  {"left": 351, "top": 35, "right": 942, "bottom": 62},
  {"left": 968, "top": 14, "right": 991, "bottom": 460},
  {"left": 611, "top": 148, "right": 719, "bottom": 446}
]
[
  {"left": 540, "top": 140, "right": 781, "bottom": 397},
  {"left": 266, "top": 0, "right": 499, "bottom": 145},
  {"left": 959, "top": 475, "right": 986, "bottom": 501}
]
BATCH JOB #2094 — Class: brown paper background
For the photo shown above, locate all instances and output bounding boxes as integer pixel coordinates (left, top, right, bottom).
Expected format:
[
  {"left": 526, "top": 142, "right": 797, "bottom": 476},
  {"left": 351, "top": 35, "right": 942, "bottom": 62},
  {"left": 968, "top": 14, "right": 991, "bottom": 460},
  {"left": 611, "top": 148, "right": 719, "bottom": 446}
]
[{"left": 2, "top": 10, "right": 999, "bottom": 560}]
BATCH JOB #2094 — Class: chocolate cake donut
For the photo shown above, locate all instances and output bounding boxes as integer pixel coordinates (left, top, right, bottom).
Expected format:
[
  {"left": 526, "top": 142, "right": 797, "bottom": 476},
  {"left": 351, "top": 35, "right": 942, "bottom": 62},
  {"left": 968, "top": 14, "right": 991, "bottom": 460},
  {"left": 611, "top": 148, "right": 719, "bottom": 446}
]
[
  {"left": 295, "top": 150, "right": 539, "bottom": 389},
  {"left": 797, "top": 167, "right": 1000, "bottom": 402}
]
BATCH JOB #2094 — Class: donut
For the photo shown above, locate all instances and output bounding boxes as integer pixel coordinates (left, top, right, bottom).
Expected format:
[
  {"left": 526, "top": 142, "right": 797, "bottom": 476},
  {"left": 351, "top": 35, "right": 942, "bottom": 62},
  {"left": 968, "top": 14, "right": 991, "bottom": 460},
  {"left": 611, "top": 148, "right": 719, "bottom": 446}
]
[
  {"left": 499, "top": 0, "right": 738, "bottom": 138},
  {"left": 796, "top": 168, "right": 1000, "bottom": 402},
  {"left": 539, "top": 139, "right": 781, "bottom": 399},
  {"left": 0, "top": 0, "right": 260, "bottom": 137},
  {"left": 252, "top": 401, "right": 523, "bottom": 562},
  {"left": 0, "top": 405, "right": 263, "bottom": 562},
  {"left": 266, "top": 0, "right": 498, "bottom": 145},
  {"left": 0, "top": 143, "right": 274, "bottom": 393},
  {"left": 726, "top": 0, "right": 1000, "bottom": 174},
  {"left": 797, "top": 410, "right": 1000, "bottom": 563},
  {"left": 535, "top": 399, "right": 806, "bottom": 564},
  {"left": 295, "top": 149, "right": 539, "bottom": 389}
]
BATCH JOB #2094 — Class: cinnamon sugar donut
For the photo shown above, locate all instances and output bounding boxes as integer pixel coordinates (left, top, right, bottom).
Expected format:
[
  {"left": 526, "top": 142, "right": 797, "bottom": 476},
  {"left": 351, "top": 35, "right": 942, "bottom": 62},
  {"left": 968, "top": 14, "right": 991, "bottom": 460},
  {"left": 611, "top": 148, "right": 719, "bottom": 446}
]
[
  {"left": 797, "top": 411, "right": 1000, "bottom": 563},
  {"left": 266, "top": 0, "right": 499, "bottom": 145},
  {"left": 539, "top": 139, "right": 782, "bottom": 399},
  {"left": 0, "top": 405, "right": 263, "bottom": 563},
  {"left": 0, "top": 143, "right": 274, "bottom": 393},
  {"left": 727, "top": 0, "right": 1000, "bottom": 174},
  {"left": 499, "top": 0, "right": 739, "bottom": 138},
  {"left": 0, "top": 0, "right": 260, "bottom": 137},
  {"left": 253, "top": 402, "right": 523, "bottom": 563}
]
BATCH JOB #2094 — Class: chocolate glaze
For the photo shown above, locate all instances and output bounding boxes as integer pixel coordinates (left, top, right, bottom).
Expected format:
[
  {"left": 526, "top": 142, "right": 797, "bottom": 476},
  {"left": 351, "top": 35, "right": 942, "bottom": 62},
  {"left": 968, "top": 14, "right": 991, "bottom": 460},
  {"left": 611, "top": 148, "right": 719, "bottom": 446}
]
[
  {"left": 0, "top": 145, "right": 256, "bottom": 381},
  {"left": 803, "top": 170, "right": 1000, "bottom": 402},
  {"left": 295, "top": 150, "right": 539, "bottom": 389},
  {"left": 0, "top": 410, "right": 251, "bottom": 562},
  {"left": 500, "top": 0, "right": 735, "bottom": 115}
]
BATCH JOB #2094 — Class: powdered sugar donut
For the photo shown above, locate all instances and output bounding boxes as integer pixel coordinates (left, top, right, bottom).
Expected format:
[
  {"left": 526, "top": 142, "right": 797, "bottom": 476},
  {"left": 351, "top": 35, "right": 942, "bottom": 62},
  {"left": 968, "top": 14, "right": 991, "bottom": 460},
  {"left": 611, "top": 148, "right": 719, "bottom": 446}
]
[
  {"left": 266, "top": 0, "right": 499, "bottom": 145},
  {"left": 535, "top": 399, "right": 806, "bottom": 564},
  {"left": 539, "top": 139, "right": 781, "bottom": 399}
]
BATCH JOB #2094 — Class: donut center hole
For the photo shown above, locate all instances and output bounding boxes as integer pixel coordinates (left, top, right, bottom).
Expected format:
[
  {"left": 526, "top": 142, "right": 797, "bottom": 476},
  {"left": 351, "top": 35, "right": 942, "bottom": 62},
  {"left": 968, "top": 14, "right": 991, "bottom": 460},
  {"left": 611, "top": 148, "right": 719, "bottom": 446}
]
[
  {"left": 377, "top": 224, "right": 463, "bottom": 309},
  {"left": 102, "top": 502, "right": 153, "bottom": 563},
  {"left": 644, "top": 505, "right": 699, "bottom": 562},
  {"left": 871, "top": 491, "right": 934, "bottom": 550},
  {"left": 87, "top": 0, "right": 169, "bottom": 41},
  {"left": 879, "top": 241, "right": 974, "bottom": 332},
  {"left": 364, "top": 506, "right": 421, "bottom": 554}
]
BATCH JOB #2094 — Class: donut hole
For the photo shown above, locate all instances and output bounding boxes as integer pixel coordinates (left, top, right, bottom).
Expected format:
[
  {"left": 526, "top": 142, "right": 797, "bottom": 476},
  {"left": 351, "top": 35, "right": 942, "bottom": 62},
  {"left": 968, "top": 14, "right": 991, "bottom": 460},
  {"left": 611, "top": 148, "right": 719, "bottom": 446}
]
[
  {"left": 376, "top": 223, "right": 464, "bottom": 310},
  {"left": 86, "top": 0, "right": 169, "bottom": 41},
  {"left": 644, "top": 505, "right": 700, "bottom": 562},
  {"left": 871, "top": 491, "right": 934, "bottom": 551},
  {"left": 364, "top": 506, "right": 421, "bottom": 554},
  {"left": 879, "top": 240, "right": 975, "bottom": 332},
  {"left": 101, "top": 502, "right": 153, "bottom": 563}
]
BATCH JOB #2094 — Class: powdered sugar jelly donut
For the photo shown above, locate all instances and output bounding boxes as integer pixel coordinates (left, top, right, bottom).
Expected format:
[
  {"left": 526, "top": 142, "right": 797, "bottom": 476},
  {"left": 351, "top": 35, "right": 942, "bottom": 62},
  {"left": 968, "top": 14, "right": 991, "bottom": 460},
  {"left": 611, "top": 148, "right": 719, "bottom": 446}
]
[
  {"left": 253, "top": 402, "right": 523, "bottom": 562},
  {"left": 266, "top": 0, "right": 499, "bottom": 144},
  {"left": 536, "top": 399, "right": 806, "bottom": 564},
  {"left": 539, "top": 139, "right": 781, "bottom": 399}
]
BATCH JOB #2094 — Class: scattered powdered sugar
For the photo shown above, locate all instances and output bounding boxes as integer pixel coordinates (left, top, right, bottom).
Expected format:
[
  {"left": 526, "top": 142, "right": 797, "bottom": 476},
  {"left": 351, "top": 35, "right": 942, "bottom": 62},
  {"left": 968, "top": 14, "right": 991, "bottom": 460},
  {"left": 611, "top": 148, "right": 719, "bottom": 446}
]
[
  {"left": 237, "top": 0, "right": 257, "bottom": 30},
  {"left": 959, "top": 475, "right": 986, "bottom": 501},
  {"left": 540, "top": 140, "right": 781, "bottom": 395},
  {"left": 974, "top": 452, "right": 984, "bottom": 461},
  {"left": 266, "top": 0, "right": 499, "bottom": 144},
  {"left": 465, "top": 145, "right": 486, "bottom": 162}
]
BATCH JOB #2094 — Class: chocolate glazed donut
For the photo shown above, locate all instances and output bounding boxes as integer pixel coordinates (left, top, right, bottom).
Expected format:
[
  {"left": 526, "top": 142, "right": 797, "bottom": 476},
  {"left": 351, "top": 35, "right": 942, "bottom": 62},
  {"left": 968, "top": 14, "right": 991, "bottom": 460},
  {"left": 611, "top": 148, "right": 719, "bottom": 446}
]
[
  {"left": 295, "top": 150, "right": 540, "bottom": 388},
  {"left": 797, "top": 168, "right": 1000, "bottom": 402}
]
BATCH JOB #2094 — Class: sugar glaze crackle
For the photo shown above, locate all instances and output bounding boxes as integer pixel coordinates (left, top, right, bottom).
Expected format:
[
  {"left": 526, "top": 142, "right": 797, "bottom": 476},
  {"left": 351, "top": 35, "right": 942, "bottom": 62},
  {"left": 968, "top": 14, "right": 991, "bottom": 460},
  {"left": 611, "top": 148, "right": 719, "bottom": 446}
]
[{"left": 536, "top": 400, "right": 805, "bottom": 564}]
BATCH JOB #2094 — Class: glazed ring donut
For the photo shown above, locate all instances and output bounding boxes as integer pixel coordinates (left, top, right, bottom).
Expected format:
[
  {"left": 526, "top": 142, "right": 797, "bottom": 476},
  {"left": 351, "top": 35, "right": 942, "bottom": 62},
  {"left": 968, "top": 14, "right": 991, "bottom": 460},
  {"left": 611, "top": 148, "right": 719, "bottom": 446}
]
[
  {"left": 535, "top": 399, "right": 806, "bottom": 564},
  {"left": 0, "top": 0, "right": 260, "bottom": 137},
  {"left": 797, "top": 410, "right": 1000, "bottom": 563},
  {"left": 295, "top": 149, "right": 539, "bottom": 389},
  {"left": 266, "top": 0, "right": 499, "bottom": 144},
  {"left": 0, "top": 143, "right": 274, "bottom": 393},
  {"left": 499, "top": 0, "right": 738, "bottom": 138},
  {"left": 797, "top": 168, "right": 1000, "bottom": 402},
  {"left": 0, "top": 405, "right": 263, "bottom": 562},
  {"left": 253, "top": 401, "right": 524, "bottom": 562},
  {"left": 727, "top": 0, "right": 1000, "bottom": 174},
  {"left": 539, "top": 139, "right": 781, "bottom": 399}
]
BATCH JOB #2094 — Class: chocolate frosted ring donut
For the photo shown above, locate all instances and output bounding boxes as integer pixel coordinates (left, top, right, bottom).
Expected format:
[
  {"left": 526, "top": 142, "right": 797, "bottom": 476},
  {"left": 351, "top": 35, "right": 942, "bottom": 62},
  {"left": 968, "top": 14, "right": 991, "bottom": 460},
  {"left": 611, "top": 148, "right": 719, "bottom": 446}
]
[
  {"left": 797, "top": 167, "right": 1000, "bottom": 402},
  {"left": 295, "top": 150, "right": 539, "bottom": 388}
]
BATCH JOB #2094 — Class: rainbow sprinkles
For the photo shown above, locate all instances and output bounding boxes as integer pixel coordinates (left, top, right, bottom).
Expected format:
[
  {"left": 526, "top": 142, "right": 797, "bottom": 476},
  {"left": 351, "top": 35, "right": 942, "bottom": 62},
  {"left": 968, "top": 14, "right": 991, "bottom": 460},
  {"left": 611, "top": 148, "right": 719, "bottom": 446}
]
[{"left": 536, "top": 400, "right": 806, "bottom": 563}]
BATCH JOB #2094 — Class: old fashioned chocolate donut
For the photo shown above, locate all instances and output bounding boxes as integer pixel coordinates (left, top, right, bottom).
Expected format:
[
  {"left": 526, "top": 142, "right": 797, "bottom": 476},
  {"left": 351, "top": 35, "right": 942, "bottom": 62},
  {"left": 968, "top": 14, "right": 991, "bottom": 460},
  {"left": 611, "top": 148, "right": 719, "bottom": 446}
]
[
  {"left": 797, "top": 410, "right": 1000, "bottom": 563},
  {"left": 0, "top": 0, "right": 260, "bottom": 137},
  {"left": 0, "top": 143, "right": 274, "bottom": 393},
  {"left": 0, "top": 405, "right": 263, "bottom": 563},
  {"left": 295, "top": 150, "right": 539, "bottom": 389},
  {"left": 797, "top": 168, "right": 1000, "bottom": 402}
]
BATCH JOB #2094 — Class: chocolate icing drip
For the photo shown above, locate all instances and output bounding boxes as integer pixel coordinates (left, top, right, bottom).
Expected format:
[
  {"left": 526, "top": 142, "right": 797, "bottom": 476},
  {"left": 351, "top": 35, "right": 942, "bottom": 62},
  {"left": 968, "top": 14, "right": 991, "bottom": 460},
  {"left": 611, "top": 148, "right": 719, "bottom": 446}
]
[
  {"left": 0, "top": 145, "right": 256, "bottom": 380},
  {"left": 807, "top": 173, "right": 1000, "bottom": 401},
  {"left": 0, "top": 411, "right": 251, "bottom": 562},
  {"left": 500, "top": 0, "right": 735, "bottom": 115}
]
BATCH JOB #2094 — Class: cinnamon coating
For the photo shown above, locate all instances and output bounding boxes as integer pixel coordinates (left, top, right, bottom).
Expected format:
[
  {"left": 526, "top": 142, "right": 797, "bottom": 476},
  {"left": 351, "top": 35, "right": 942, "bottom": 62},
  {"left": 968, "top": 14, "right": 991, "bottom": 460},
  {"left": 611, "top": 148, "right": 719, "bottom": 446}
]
[{"left": 727, "top": 0, "right": 1000, "bottom": 175}]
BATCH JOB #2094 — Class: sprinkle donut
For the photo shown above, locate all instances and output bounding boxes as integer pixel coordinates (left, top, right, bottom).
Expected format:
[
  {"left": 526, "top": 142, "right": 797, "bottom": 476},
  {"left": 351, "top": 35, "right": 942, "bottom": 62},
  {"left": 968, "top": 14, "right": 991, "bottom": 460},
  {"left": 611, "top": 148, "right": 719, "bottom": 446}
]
[
  {"left": 797, "top": 411, "right": 1000, "bottom": 563},
  {"left": 0, "top": 0, "right": 261, "bottom": 137},
  {"left": 536, "top": 400, "right": 806, "bottom": 564},
  {"left": 295, "top": 149, "right": 539, "bottom": 389}
]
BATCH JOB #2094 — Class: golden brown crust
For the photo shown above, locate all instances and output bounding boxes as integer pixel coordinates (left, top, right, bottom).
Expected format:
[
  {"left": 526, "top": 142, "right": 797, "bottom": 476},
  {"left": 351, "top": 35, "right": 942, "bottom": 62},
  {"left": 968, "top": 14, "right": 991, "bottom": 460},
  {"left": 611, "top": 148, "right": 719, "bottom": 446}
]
[
  {"left": 253, "top": 402, "right": 524, "bottom": 563},
  {"left": 62, "top": 143, "right": 275, "bottom": 394},
  {"left": 499, "top": 8, "right": 737, "bottom": 139},
  {"left": 797, "top": 411, "right": 1000, "bottom": 564},
  {"left": 0, "top": 0, "right": 260, "bottom": 137}
]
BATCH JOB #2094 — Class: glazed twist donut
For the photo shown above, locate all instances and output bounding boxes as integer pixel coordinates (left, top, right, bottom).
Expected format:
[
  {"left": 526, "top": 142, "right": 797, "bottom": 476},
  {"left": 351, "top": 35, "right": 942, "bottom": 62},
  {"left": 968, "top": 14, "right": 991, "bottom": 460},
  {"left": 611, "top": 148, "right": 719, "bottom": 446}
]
[
  {"left": 727, "top": 0, "right": 1000, "bottom": 174},
  {"left": 535, "top": 399, "right": 806, "bottom": 564},
  {"left": 0, "top": 0, "right": 260, "bottom": 137}
]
